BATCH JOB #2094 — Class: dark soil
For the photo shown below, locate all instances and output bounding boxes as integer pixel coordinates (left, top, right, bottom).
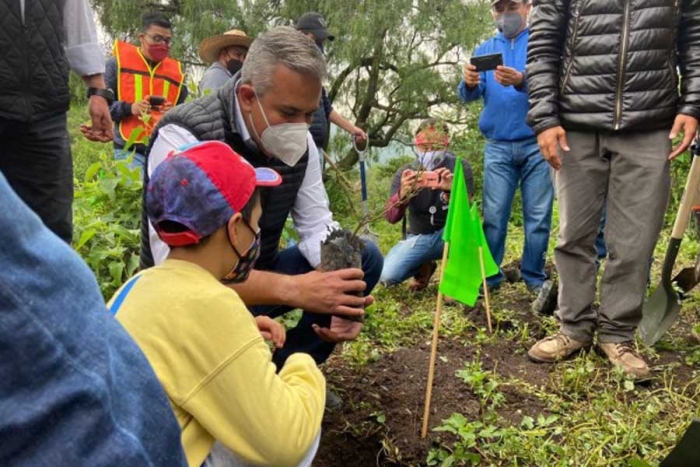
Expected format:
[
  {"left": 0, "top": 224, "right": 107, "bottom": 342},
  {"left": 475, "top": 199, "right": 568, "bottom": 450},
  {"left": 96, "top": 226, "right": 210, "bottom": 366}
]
[{"left": 313, "top": 261, "right": 700, "bottom": 466}]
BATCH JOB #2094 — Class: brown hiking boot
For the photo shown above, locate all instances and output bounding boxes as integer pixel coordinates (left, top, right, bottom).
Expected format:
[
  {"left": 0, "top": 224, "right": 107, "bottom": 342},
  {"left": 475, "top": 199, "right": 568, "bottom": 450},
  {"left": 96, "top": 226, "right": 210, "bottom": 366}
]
[
  {"left": 528, "top": 333, "right": 590, "bottom": 363},
  {"left": 598, "top": 341, "right": 650, "bottom": 379},
  {"left": 408, "top": 261, "right": 437, "bottom": 291}
]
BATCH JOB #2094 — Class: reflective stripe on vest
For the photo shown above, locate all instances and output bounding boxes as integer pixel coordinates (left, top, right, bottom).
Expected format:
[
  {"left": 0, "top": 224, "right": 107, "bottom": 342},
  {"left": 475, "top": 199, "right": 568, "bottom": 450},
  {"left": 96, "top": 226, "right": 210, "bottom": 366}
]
[{"left": 114, "top": 40, "right": 185, "bottom": 144}]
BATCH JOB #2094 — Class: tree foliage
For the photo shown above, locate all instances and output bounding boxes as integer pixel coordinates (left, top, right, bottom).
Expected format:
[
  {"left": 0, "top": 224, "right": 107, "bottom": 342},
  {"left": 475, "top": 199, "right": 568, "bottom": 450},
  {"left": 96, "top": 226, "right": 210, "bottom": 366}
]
[{"left": 91, "top": 0, "right": 493, "bottom": 166}]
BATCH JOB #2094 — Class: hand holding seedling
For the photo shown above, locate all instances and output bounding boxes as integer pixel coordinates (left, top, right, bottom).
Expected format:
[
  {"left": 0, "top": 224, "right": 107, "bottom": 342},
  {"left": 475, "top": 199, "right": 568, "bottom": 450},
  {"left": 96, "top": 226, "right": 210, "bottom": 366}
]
[
  {"left": 313, "top": 316, "right": 364, "bottom": 343},
  {"left": 294, "top": 269, "right": 370, "bottom": 318}
]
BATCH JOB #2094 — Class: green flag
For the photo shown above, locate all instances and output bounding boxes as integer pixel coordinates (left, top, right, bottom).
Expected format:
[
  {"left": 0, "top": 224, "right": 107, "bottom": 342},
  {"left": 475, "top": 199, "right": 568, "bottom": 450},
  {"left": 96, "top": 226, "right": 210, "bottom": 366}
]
[{"left": 439, "top": 160, "right": 499, "bottom": 306}]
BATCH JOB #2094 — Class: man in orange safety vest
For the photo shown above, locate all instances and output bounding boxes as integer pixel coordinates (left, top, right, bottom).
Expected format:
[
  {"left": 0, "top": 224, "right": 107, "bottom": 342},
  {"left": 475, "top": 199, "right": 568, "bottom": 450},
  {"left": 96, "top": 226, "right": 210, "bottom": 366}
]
[{"left": 106, "top": 11, "right": 187, "bottom": 171}]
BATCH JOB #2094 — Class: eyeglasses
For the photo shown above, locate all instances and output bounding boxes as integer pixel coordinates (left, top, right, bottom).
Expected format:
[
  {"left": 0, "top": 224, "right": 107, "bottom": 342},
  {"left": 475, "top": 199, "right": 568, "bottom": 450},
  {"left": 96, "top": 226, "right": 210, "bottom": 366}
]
[{"left": 144, "top": 33, "right": 172, "bottom": 46}]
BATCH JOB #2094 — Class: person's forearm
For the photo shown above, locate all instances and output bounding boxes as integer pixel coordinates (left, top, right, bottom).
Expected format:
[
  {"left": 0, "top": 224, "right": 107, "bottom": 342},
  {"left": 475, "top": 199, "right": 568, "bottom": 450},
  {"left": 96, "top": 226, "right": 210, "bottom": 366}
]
[
  {"left": 385, "top": 192, "right": 408, "bottom": 224},
  {"left": 230, "top": 269, "right": 301, "bottom": 308},
  {"left": 82, "top": 74, "right": 106, "bottom": 89},
  {"left": 329, "top": 109, "right": 356, "bottom": 133},
  {"left": 457, "top": 80, "right": 483, "bottom": 102}
]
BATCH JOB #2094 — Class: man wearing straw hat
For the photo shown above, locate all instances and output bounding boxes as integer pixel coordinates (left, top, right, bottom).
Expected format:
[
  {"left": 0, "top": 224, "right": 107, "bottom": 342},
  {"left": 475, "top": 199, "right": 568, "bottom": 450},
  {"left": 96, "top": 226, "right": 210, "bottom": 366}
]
[{"left": 199, "top": 29, "right": 252, "bottom": 96}]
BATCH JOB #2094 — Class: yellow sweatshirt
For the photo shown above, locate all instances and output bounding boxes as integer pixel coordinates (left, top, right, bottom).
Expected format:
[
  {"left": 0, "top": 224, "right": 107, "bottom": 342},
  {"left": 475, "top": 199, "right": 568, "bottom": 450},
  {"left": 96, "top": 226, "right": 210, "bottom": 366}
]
[{"left": 110, "top": 259, "right": 325, "bottom": 467}]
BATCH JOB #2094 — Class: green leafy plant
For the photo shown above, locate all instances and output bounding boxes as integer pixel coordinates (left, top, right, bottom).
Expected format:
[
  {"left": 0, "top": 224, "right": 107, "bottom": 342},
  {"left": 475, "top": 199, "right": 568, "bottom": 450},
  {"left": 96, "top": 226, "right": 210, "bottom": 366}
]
[
  {"left": 73, "top": 155, "right": 142, "bottom": 299},
  {"left": 456, "top": 355, "right": 506, "bottom": 411}
]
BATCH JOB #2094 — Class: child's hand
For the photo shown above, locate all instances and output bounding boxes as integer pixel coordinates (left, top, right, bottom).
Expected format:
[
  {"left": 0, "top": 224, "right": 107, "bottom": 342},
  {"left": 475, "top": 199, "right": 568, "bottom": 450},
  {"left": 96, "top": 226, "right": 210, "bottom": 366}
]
[{"left": 255, "top": 316, "right": 286, "bottom": 349}]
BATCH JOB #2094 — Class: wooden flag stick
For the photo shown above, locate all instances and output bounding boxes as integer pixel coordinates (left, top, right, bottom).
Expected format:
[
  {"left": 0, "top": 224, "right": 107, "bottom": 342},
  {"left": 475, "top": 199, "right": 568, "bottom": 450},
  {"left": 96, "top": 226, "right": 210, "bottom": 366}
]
[
  {"left": 421, "top": 241, "right": 451, "bottom": 439},
  {"left": 478, "top": 246, "right": 493, "bottom": 334}
]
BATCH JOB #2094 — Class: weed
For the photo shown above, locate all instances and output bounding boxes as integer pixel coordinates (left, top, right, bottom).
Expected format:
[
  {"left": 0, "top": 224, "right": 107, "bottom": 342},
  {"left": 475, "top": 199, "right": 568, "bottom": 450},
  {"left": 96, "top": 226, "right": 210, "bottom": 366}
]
[{"left": 73, "top": 155, "right": 142, "bottom": 299}]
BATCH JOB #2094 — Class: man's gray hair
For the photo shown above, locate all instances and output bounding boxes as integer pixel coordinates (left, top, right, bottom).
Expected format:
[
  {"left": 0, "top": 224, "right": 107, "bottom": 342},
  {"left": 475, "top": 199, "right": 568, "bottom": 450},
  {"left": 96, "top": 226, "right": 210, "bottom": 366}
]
[{"left": 241, "top": 26, "right": 327, "bottom": 95}]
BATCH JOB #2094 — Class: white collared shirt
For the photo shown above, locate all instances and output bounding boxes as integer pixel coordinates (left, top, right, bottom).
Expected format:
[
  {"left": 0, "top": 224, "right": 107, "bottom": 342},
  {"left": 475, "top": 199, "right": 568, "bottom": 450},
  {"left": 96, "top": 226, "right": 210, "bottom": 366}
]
[
  {"left": 19, "top": 0, "right": 105, "bottom": 76},
  {"left": 147, "top": 88, "right": 339, "bottom": 268}
]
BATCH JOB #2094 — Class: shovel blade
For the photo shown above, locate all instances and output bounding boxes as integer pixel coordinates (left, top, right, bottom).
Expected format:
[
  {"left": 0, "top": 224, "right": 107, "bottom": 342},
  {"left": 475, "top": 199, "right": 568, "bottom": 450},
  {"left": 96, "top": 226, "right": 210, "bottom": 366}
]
[{"left": 640, "top": 284, "right": 682, "bottom": 346}]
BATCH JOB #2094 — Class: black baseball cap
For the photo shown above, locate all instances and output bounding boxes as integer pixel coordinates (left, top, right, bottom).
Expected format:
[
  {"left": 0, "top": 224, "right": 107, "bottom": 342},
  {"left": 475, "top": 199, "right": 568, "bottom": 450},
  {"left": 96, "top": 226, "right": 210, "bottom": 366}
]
[{"left": 296, "top": 12, "right": 335, "bottom": 41}]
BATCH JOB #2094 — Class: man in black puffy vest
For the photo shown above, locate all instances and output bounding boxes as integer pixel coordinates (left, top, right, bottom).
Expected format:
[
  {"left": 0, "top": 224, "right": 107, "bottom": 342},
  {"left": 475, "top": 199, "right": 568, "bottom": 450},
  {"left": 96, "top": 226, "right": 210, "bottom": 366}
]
[
  {"left": 0, "top": 0, "right": 114, "bottom": 243},
  {"left": 143, "top": 26, "right": 383, "bottom": 384},
  {"left": 526, "top": 0, "right": 700, "bottom": 378}
]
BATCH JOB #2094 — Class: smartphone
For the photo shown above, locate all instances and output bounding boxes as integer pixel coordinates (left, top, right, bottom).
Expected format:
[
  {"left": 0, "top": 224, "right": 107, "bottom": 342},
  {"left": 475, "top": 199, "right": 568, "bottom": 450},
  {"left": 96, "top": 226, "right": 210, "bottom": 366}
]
[
  {"left": 470, "top": 53, "right": 503, "bottom": 72},
  {"left": 417, "top": 171, "right": 441, "bottom": 188},
  {"left": 148, "top": 96, "right": 166, "bottom": 107}
]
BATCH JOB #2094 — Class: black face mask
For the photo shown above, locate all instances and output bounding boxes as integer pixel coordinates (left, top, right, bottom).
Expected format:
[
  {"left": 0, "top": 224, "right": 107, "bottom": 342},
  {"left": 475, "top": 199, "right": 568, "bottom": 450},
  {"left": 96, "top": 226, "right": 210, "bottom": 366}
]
[{"left": 226, "top": 58, "right": 243, "bottom": 76}]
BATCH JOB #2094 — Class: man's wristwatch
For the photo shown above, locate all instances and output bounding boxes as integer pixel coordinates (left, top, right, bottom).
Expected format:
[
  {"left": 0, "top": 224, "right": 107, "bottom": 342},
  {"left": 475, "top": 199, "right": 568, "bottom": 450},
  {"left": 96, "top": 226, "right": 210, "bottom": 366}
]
[{"left": 87, "top": 87, "right": 115, "bottom": 105}]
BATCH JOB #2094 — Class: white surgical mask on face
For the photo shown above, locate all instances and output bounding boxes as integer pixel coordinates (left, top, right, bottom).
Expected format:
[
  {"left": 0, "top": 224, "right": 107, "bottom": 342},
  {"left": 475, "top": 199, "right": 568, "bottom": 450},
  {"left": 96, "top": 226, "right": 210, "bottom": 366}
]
[{"left": 248, "top": 90, "right": 309, "bottom": 166}]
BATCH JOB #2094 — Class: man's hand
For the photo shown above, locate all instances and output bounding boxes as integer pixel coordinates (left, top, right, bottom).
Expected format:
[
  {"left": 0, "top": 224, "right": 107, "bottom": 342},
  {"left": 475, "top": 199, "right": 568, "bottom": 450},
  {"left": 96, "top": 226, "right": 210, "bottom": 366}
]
[
  {"left": 494, "top": 66, "right": 524, "bottom": 87},
  {"left": 80, "top": 95, "right": 114, "bottom": 143},
  {"left": 350, "top": 126, "right": 367, "bottom": 143},
  {"left": 312, "top": 316, "right": 363, "bottom": 343},
  {"left": 161, "top": 100, "right": 174, "bottom": 113},
  {"left": 255, "top": 316, "right": 286, "bottom": 349},
  {"left": 462, "top": 63, "right": 481, "bottom": 89},
  {"left": 399, "top": 169, "right": 419, "bottom": 198},
  {"left": 669, "top": 114, "right": 699, "bottom": 160},
  {"left": 131, "top": 99, "right": 151, "bottom": 116},
  {"left": 434, "top": 167, "right": 453, "bottom": 192},
  {"left": 293, "top": 268, "right": 370, "bottom": 317},
  {"left": 537, "top": 126, "right": 570, "bottom": 170}
]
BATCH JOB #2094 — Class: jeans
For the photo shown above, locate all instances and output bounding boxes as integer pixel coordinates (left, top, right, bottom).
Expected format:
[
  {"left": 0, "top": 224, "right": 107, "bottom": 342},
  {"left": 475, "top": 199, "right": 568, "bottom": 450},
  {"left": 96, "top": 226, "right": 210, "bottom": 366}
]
[
  {"left": 250, "top": 241, "right": 383, "bottom": 368},
  {"left": 0, "top": 172, "right": 186, "bottom": 466},
  {"left": 482, "top": 137, "right": 554, "bottom": 289},
  {"left": 0, "top": 113, "right": 73, "bottom": 243},
  {"left": 115, "top": 147, "right": 146, "bottom": 174},
  {"left": 381, "top": 230, "right": 444, "bottom": 285}
]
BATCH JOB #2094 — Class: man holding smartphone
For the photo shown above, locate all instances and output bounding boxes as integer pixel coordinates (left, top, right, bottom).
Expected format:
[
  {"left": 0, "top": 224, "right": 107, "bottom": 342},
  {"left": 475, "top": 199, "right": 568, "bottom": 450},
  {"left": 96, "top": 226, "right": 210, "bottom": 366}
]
[
  {"left": 106, "top": 11, "right": 188, "bottom": 171},
  {"left": 458, "top": 0, "right": 553, "bottom": 302},
  {"left": 381, "top": 119, "right": 474, "bottom": 291}
]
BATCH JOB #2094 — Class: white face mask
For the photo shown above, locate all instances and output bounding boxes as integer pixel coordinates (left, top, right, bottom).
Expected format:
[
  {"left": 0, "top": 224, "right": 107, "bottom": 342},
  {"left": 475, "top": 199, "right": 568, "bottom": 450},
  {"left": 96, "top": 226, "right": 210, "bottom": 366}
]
[{"left": 248, "top": 90, "right": 309, "bottom": 166}]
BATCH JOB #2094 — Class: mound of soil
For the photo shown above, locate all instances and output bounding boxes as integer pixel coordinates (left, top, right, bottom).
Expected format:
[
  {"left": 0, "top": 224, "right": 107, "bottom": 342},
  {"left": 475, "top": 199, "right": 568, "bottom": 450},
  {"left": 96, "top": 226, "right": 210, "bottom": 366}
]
[{"left": 314, "top": 267, "right": 699, "bottom": 466}]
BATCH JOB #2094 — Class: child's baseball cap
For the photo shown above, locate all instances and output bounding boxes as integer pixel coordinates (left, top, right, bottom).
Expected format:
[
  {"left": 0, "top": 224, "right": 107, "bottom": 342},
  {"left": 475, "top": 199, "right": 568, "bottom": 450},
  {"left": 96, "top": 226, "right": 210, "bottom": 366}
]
[{"left": 146, "top": 141, "right": 281, "bottom": 247}]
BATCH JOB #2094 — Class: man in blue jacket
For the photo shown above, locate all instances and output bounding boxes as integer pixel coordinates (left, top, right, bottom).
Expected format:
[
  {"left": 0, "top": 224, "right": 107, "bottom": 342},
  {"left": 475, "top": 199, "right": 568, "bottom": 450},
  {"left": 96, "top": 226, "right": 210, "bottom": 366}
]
[{"left": 458, "top": 0, "right": 553, "bottom": 295}]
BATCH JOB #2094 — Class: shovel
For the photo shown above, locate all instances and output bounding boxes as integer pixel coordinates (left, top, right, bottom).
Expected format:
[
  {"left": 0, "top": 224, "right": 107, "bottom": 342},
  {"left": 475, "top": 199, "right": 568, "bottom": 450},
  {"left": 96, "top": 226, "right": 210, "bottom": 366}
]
[
  {"left": 670, "top": 206, "right": 700, "bottom": 296},
  {"left": 640, "top": 142, "right": 700, "bottom": 346},
  {"left": 354, "top": 136, "right": 379, "bottom": 244}
]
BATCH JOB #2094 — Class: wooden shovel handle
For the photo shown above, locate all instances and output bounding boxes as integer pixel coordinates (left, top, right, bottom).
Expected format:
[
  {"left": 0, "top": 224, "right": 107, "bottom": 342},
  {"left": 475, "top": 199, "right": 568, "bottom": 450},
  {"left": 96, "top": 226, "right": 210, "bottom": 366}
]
[{"left": 671, "top": 154, "right": 700, "bottom": 239}]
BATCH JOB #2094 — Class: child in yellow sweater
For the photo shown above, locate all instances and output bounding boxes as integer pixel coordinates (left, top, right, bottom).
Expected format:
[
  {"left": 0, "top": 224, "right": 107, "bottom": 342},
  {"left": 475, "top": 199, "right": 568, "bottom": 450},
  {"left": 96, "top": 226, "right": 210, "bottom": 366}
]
[{"left": 109, "top": 141, "right": 325, "bottom": 467}]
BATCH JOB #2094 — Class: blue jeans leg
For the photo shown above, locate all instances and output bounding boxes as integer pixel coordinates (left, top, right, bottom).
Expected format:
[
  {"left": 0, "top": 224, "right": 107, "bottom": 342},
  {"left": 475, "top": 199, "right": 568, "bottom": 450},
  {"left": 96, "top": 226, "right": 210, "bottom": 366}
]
[
  {"left": 483, "top": 141, "right": 519, "bottom": 288},
  {"left": 380, "top": 231, "right": 445, "bottom": 286},
  {"left": 250, "top": 240, "right": 383, "bottom": 368},
  {"left": 519, "top": 139, "right": 554, "bottom": 288}
]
